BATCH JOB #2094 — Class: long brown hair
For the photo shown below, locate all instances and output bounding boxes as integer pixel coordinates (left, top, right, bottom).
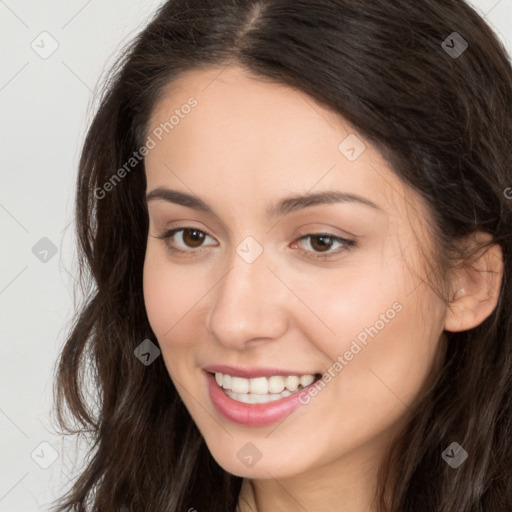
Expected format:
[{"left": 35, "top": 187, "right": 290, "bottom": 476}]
[{"left": 53, "top": 1, "right": 512, "bottom": 510}]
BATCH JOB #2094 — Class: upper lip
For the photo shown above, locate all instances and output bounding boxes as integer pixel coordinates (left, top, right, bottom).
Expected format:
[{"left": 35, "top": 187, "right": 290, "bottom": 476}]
[{"left": 203, "top": 364, "right": 320, "bottom": 379}]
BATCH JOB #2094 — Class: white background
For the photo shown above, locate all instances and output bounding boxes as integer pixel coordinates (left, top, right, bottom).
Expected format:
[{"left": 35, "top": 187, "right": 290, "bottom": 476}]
[{"left": 1, "top": 0, "right": 511, "bottom": 510}]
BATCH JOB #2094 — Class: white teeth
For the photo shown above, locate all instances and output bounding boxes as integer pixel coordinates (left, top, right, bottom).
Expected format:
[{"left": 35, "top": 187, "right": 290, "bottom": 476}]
[
  {"left": 299, "top": 375, "right": 315, "bottom": 387},
  {"left": 268, "top": 376, "right": 285, "bottom": 393},
  {"left": 226, "top": 389, "right": 293, "bottom": 404},
  {"left": 249, "top": 377, "right": 268, "bottom": 395},
  {"left": 285, "top": 375, "right": 300, "bottom": 392},
  {"left": 223, "top": 374, "right": 232, "bottom": 390},
  {"left": 231, "top": 376, "right": 250, "bottom": 394},
  {"left": 213, "top": 371, "right": 317, "bottom": 402}
]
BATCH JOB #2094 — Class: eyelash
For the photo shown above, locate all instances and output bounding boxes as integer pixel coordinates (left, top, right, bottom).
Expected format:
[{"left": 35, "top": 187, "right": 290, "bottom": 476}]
[{"left": 154, "top": 227, "right": 356, "bottom": 261}]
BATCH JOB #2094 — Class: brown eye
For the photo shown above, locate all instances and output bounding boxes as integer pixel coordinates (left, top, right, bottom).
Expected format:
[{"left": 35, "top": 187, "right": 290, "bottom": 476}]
[
  {"left": 309, "top": 234, "right": 335, "bottom": 252},
  {"left": 182, "top": 228, "right": 206, "bottom": 248}
]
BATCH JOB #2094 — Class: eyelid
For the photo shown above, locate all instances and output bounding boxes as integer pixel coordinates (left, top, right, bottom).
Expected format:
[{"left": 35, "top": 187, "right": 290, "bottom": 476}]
[
  {"left": 292, "top": 233, "right": 355, "bottom": 260},
  {"left": 154, "top": 226, "right": 217, "bottom": 253}
]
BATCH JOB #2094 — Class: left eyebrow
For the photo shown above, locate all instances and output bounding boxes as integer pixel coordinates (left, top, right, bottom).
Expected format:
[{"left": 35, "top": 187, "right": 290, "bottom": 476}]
[
  {"left": 145, "top": 187, "right": 383, "bottom": 217},
  {"left": 266, "top": 190, "right": 383, "bottom": 218}
]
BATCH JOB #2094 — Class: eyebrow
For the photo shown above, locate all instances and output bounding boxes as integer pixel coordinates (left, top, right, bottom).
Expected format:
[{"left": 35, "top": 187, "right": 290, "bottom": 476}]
[{"left": 146, "top": 187, "right": 382, "bottom": 217}]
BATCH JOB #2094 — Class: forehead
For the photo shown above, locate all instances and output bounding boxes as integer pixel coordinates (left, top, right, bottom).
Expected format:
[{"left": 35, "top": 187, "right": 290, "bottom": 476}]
[
  {"left": 144, "top": 65, "right": 421, "bottom": 223},
  {"left": 147, "top": 65, "right": 361, "bottom": 164}
]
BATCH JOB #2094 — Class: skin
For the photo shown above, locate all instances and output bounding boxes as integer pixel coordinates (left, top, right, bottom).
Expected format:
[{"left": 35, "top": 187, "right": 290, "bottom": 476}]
[{"left": 142, "top": 65, "right": 502, "bottom": 511}]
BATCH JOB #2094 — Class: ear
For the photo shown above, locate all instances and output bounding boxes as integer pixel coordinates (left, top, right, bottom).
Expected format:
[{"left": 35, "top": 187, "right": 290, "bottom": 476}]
[{"left": 444, "top": 231, "right": 503, "bottom": 333}]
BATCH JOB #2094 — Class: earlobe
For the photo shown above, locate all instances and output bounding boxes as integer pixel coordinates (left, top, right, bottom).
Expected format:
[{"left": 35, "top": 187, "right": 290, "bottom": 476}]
[{"left": 444, "top": 234, "right": 503, "bottom": 333}]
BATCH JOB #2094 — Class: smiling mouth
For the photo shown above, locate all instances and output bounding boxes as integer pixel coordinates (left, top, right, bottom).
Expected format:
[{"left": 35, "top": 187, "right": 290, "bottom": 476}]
[{"left": 211, "top": 371, "right": 322, "bottom": 404}]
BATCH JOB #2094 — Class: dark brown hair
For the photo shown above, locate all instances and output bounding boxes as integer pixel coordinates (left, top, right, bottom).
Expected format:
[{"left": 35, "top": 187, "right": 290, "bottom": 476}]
[{"left": 53, "top": 1, "right": 512, "bottom": 510}]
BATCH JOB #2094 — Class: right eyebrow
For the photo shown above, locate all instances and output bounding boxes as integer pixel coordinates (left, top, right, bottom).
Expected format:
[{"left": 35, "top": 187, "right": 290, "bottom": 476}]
[{"left": 146, "top": 188, "right": 214, "bottom": 214}]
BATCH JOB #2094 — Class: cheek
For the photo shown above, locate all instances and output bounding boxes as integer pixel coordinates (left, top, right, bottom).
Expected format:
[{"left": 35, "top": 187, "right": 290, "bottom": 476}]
[
  {"left": 287, "top": 246, "right": 444, "bottom": 404},
  {"left": 282, "top": 245, "right": 412, "bottom": 359},
  {"left": 143, "top": 256, "right": 196, "bottom": 387},
  {"left": 143, "top": 251, "right": 198, "bottom": 345},
  {"left": 143, "top": 255, "right": 171, "bottom": 337},
  {"left": 274, "top": 263, "right": 445, "bottom": 464},
  {"left": 142, "top": 248, "right": 217, "bottom": 371}
]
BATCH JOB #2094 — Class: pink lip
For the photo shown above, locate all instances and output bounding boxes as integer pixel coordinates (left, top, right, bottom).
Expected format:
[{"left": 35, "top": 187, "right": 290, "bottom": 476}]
[
  {"left": 205, "top": 370, "right": 318, "bottom": 426},
  {"left": 203, "top": 364, "right": 317, "bottom": 379}
]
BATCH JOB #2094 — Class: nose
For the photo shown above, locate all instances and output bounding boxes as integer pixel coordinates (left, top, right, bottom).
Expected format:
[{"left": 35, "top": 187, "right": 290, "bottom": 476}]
[{"left": 204, "top": 246, "right": 290, "bottom": 351}]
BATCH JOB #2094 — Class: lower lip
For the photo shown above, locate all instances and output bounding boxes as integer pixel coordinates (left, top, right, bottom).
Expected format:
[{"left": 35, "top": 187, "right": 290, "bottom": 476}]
[{"left": 205, "top": 371, "right": 315, "bottom": 426}]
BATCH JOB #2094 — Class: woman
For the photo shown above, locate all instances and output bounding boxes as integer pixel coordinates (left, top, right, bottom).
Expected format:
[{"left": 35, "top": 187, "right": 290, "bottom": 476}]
[{"left": 53, "top": 1, "right": 512, "bottom": 510}]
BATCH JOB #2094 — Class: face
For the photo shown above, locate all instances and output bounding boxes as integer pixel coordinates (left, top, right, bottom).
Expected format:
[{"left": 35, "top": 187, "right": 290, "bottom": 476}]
[{"left": 142, "top": 65, "right": 448, "bottom": 482}]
